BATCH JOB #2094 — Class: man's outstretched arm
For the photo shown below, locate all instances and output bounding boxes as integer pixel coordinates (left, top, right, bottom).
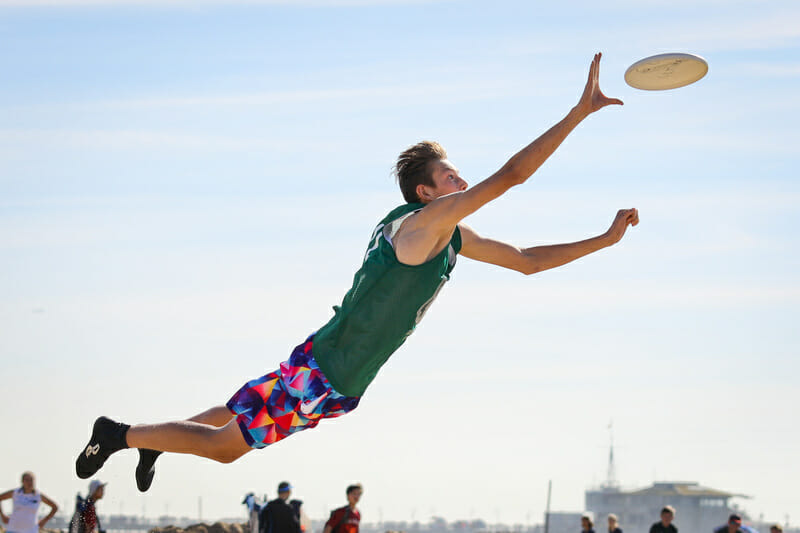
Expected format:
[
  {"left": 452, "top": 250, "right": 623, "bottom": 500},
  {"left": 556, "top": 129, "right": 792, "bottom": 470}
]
[
  {"left": 459, "top": 208, "right": 639, "bottom": 274},
  {"left": 416, "top": 52, "right": 622, "bottom": 232}
]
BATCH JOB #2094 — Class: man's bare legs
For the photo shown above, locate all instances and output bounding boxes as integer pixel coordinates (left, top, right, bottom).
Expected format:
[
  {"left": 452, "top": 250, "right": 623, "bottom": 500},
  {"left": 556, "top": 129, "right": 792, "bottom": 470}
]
[
  {"left": 132, "top": 405, "right": 251, "bottom": 492},
  {"left": 187, "top": 405, "right": 237, "bottom": 427},
  {"left": 128, "top": 405, "right": 252, "bottom": 463}
]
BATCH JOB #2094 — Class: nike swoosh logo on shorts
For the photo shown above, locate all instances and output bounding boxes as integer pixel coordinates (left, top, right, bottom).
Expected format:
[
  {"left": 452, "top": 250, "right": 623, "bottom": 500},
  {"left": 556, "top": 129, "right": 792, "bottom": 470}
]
[{"left": 299, "top": 392, "right": 328, "bottom": 415}]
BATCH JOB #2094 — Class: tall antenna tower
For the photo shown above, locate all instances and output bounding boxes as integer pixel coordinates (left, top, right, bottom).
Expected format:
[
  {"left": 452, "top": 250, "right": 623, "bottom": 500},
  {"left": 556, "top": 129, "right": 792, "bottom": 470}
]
[{"left": 605, "top": 420, "right": 619, "bottom": 489}]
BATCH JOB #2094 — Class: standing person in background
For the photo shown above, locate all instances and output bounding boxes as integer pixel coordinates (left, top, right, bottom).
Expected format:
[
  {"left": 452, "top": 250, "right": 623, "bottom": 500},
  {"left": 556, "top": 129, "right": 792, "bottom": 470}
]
[
  {"left": 0, "top": 472, "right": 58, "bottom": 533},
  {"left": 79, "top": 480, "right": 106, "bottom": 533},
  {"left": 323, "top": 484, "right": 362, "bottom": 533},
  {"left": 607, "top": 514, "right": 622, "bottom": 533},
  {"left": 714, "top": 514, "right": 745, "bottom": 533},
  {"left": 260, "top": 482, "right": 300, "bottom": 533},
  {"left": 649, "top": 506, "right": 677, "bottom": 533},
  {"left": 242, "top": 493, "right": 264, "bottom": 533},
  {"left": 288, "top": 499, "right": 309, "bottom": 533},
  {"left": 581, "top": 515, "right": 595, "bottom": 533}
]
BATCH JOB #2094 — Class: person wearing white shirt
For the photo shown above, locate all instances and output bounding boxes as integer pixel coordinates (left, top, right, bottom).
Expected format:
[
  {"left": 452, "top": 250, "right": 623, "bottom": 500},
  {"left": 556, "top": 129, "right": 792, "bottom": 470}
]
[{"left": 0, "top": 472, "right": 58, "bottom": 533}]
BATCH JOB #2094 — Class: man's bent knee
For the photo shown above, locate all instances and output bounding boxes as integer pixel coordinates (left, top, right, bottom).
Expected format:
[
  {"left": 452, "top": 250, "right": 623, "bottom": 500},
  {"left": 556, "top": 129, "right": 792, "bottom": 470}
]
[
  {"left": 212, "top": 447, "right": 248, "bottom": 464},
  {"left": 208, "top": 421, "right": 252, "bottom": 463}
]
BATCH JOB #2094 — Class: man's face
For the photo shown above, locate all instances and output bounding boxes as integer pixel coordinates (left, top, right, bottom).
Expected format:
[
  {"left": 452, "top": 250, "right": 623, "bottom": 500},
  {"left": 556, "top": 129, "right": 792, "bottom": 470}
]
[
  {"left": 419, "top": 159, "right": 468, "bottom": 202},
  {"left": 661, "top": 512, "right": 673, "bottom": 526},
  {"left": 347, "top": 488, "right": 362, "bottom": 506},
  {"left": 728, "top": 523, "right": 739, "bottom": 533}
]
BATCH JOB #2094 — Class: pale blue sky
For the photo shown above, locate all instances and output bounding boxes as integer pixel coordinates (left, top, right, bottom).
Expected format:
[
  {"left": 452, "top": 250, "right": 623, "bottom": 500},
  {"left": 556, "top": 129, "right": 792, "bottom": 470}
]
[{"left": 1, "top": 0, "right": 798, "bottom": 528}]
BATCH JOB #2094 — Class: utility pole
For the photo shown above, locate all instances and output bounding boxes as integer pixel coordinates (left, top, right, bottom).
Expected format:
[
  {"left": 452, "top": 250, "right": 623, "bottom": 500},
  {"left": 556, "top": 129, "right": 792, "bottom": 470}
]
[
  {"left": 606, "top": 420, "right": 618, "bottom": 488},
  {"left": 544, "top": 480, "right": 552, "bottom": 533}
]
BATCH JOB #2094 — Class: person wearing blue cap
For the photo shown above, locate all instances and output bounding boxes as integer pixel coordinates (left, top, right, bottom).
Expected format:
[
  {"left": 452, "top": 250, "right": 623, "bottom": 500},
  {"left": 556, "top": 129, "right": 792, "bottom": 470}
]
[
  {"left": 260, "top": 482, "right": 300, "bottom": 533},
  {"left": 714, "top": 514, "right": 746, "bottom": 533}
]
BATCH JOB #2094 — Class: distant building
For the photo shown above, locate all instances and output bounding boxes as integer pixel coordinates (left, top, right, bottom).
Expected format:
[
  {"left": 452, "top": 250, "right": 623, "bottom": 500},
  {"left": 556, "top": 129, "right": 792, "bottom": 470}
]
[
  {"left": 585, "top": 481, "right": 747, "bottom": 533},
  {"left": 545, "top": 512, "right": 585, "bottom": 533},
  {"left": 582, "top": 426, "right": 749, "bottom": 533}
]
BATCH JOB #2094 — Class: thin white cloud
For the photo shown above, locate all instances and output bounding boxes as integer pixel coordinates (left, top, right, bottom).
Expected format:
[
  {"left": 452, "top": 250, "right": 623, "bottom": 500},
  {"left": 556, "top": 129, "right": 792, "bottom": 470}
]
[
  {"left": 0, "top": 0, "right": 767, "bottom": 6},
  {"left": 0, "top": 113, "right": 796, "bottom": 157},
  {"left": 0, "top": 126, "right": 391, "bottom": 155},
  {"left": 452, "top": 280, "right": 800, "bottom": 311},
  {"left": 732, "top": 62, "right": 800, "bottom": 78},
  {"left": 2, "top": 78, "right": 518, "bottom": 126},
  {"left": 603, "top": 0, "right": 766, "bottom": 5},
  {"left": 0, "top": 128, "right": 279, "bottom": 151},
  {"left": 502, "top": 4, "right": 800, "bottom": 55},
  {"left": 673, "top": 9, "right": 800, "bottom": 51},
  {"left": 70, "top": 82, "right": 509, "bottom": 109},
  {"left": 607, "top": 129, "right": 799, "bottom": 155},
  {"left": 0, "top": 0, "right": 445, "bottom": 6}
]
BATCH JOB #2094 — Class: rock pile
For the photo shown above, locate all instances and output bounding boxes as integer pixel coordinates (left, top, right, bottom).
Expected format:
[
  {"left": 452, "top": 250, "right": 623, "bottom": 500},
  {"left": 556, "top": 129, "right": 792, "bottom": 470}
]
[{"left": 151, "top": 522, "right": 249, "bottom": 533}]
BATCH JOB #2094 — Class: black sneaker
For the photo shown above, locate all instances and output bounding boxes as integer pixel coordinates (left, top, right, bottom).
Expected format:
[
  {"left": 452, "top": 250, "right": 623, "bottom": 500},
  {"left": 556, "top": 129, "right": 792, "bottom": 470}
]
[
  {"left": 75, "top": 416, "right": 130, "bottom": 479},
  {"left": 135, "top": 449, "right": 162, "bottom": 492}
]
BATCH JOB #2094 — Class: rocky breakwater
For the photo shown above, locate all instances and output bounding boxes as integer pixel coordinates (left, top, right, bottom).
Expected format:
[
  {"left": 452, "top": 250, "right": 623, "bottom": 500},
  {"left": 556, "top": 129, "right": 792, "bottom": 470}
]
[{"left": 151, "top": 522, "right": 249, "bottom": 533}]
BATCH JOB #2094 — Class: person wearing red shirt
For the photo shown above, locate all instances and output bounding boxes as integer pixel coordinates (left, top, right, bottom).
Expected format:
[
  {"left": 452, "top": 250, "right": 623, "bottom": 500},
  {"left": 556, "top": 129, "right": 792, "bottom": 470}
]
[{"left": 323, "top": 485, "right": 362, "bottom": 533}]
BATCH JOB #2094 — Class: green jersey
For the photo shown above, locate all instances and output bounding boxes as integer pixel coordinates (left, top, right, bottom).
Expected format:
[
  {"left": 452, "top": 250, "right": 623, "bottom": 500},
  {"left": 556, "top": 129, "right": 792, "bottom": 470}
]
[{"left": 313, "top": 203, "right": 462, "bottom": 397}]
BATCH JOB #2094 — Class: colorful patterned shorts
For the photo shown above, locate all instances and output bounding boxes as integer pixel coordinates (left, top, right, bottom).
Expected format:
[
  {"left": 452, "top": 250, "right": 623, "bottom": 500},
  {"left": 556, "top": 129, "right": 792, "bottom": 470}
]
[{"left": 226, "top": 335, "right": 360, "bottom": 449}]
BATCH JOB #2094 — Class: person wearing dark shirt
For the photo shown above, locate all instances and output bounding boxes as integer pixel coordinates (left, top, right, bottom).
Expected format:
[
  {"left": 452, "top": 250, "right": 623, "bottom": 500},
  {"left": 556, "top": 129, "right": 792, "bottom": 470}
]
[
  {"left": 80, "top": 481, "right": 106, "bottom": 533},
  {"left": 324, "top": 484, "right": 362, "bottom": 533},
  {"left": 288, "top": 500, "right": 307, "bottom": 532},
  {"left": 649, "top": 506, "right": 677, "bottom": 533},
  {"left": 714, "top": 514, "right": 746, "bottom": 533},
  {"left": 607, "top": 513, "right": 622, "bottom": 533},
  {"left": 260, "top": 482, "right": 300, "bottom": 533},
  {"left": 581, "top": 515, "right": 595, "bottom": 533}
]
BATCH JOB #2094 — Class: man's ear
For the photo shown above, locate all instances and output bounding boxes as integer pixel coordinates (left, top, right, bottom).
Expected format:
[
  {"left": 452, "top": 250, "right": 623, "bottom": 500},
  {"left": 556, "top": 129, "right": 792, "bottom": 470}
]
[{"left": 416, "top": 183, "right": 433, "bottom": 203}]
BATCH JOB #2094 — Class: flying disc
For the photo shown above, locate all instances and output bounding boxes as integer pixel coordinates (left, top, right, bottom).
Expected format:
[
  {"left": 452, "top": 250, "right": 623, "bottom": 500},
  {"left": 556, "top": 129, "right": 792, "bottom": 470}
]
[{"left": 624, "top": 53, "right": 708, "bottom": 90}]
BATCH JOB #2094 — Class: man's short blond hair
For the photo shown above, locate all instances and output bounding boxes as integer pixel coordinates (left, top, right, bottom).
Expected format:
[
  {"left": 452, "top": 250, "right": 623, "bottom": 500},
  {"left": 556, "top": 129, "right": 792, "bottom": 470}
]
[{"left": 394, "top": 141, "right": 448, "bottom": 203}]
